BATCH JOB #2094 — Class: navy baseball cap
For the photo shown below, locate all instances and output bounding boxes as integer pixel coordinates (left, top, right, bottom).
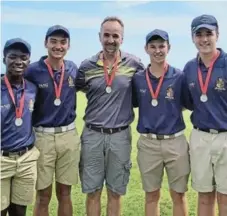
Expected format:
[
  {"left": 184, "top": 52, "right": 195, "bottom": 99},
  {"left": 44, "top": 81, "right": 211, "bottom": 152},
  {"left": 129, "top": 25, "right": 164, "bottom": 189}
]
[
  {"left": 191, "top": 14, "right": 218, "bottom": 33},
  {"left": 45, "top": 25, "right": 70, "bottom": 39},
  {"left": 146, "top": 29, "right": 169, "bottom": 44},
  {"left": 3, "top": 38, "right": 31, "bottom": 56}
]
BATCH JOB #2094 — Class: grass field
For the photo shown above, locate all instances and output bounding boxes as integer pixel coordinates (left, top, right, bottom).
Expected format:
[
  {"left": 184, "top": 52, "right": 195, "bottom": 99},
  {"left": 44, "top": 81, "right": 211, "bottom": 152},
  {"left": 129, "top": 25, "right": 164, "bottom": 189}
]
[{"left": 27, "top": 92, "right": 198, "bottom": 216}]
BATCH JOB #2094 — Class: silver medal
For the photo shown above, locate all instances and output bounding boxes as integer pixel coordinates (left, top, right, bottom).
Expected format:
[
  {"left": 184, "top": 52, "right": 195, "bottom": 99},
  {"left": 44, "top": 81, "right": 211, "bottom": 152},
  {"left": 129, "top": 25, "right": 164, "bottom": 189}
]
[
  {"left": 54, "top": 98, "right": 61, "bottom": 106},
  {"left": 105, "top": 86, "right": 112, "bottom": 94},
  {"left": 200, "top": 94, "right": 208, "bottom": 102},
  {"left": 151, "top": 99, "right": 158, "bottom": 107},
  {"left": 15, "top": 118, "right": 23, "bottom": 126}
]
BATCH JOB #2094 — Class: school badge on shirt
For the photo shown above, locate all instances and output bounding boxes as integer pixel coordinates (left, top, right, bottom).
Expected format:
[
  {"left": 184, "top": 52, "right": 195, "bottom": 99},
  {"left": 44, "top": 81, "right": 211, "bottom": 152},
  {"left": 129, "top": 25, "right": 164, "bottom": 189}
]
[
  {"left": 29, "top": 99, "right": 34, "bottom": 112},
  {"left": 215, "top": 77, "right": 226, "bottom": 91},
  {"left": 165, "top": 86, "right": 174, "bottom": 100},
  {"left": 68, "top": 76, "right": 75, "bottom": 87}
]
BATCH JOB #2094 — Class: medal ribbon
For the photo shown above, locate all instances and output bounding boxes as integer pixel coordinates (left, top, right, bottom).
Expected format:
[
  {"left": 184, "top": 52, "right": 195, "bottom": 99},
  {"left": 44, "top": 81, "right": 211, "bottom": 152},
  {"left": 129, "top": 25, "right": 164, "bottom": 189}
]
[
  {"left": 44, "top": 59, "right": 65, "bottom": 100},
  {"left": 145, "top": 63, "right": 168, "bottom": 100},
  {"left": 4, "top": 76, "right": 25, "bottom": 119},
  {"left": 198, "top": 50, "right": 220, "bottom": 95},
  {"left": 103, "top": 55, "right": 118, "bottom": 87}
]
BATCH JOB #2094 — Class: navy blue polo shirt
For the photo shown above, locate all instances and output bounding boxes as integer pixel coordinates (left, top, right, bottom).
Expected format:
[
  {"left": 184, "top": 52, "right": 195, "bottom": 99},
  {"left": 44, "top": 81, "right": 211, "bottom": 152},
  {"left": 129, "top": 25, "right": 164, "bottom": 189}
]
[
  {"left": 132, "top": 65, "right": 186, "bottom": 135},
  {"left": 183, "top": 48, "right": 227, "bottom": 130},
  {"left": 1, "top": 77, "right": 37, "bottom": 151},
  {"left": 24, "top": 56, "right": 78, "bottom": 127},
  {"left": 76, "top": 51, "right": 145, "bottom": 128}
]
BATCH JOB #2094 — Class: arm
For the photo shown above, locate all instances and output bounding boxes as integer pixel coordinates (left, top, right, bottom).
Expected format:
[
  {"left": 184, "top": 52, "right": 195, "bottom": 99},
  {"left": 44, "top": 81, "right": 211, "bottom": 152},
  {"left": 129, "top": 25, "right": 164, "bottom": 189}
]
[
  {"left": 132, "top": 75, "right": 139, "bottom": 108},
  {"left": 75, "top": 62, "right": 87, "bottom": 93}
]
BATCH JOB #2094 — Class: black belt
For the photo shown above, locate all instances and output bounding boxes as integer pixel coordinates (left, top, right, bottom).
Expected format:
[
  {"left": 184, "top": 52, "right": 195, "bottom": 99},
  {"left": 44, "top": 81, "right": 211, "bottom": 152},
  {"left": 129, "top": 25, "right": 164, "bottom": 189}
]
[
  {"left": 1, "top": 144, "right": 34, "bottom": 157},
  {"left": 194, "top": 126, "right": 227, "bottom": 134},
  {"left": 86, "top": 124, "right": 128, "bottom": 134}
]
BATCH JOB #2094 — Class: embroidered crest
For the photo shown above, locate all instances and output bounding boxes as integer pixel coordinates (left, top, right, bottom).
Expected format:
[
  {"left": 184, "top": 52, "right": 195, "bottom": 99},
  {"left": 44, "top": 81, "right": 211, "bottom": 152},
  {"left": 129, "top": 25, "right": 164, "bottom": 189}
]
[
  {"left": 165, "top": 86, "right": 174, "bottom": 100},
  {"left": 189, "top": 82, "right": 195, "bottom": 88},
  {"left": 215, "top": 77, "right": 226, "bottom": 91},
  {"left": 68, "top": 76, "right": 75, "bottom": 87},
  {"left": 28, "top": 99, "right": 34, "bottom": 112}
]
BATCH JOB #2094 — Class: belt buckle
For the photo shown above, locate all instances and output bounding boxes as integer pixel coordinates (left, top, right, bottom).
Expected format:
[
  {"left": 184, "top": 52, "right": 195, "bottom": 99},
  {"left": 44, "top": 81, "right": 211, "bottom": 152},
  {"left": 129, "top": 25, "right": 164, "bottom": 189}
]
[
  {"left": 156, "top": 135, "right": 164, "bottom": 140},
  {"left": 109, "top": 128, "right": 113, "bottom": 134},
  {"left": 100, "top": 128, "right": 104, "bottom": 134},
  {"left": 55, "top": 127, "right": 62, "bottom": 133},
  {"left": 210, "top": 129, "right": 219, "bottom": 134}
]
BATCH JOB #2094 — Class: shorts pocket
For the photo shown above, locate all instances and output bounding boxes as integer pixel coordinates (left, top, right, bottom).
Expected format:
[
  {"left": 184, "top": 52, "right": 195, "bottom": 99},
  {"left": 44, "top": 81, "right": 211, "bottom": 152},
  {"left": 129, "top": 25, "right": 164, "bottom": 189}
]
[{"left": 123, "top": 161, "right": 132, "bottom": 185}]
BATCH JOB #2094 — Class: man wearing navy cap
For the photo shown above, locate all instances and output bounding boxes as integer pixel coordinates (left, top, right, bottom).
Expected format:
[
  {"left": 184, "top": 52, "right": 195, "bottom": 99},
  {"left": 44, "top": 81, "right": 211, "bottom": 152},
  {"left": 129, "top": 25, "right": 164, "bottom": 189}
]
[
  {"left": 24, "top": 25, "right": 80, "bottom": 216},
  {"left": 1, "top": 38, "right": 40, "bottom": 216},
  {"left": 76, "top": 16, "right": 144, "bottom": 216},
  {"left": 132, "top": 29, "right": 190, "bottom": 216},
  {"left": 183, "top": 14, "right": 227, "bottom": 216}
]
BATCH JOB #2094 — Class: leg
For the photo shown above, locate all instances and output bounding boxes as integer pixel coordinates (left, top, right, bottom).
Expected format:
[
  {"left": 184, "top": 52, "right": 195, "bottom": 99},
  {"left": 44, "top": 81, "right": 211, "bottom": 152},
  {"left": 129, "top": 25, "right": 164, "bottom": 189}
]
[
  {"left": 198, "top": 191, "right": 216, "bottom": 216},
  {"left": 145, "top": 190, "right": 160, "bottom": 216},
  {"left": 169, "top": 189, "right": 188, "bottom": 216},
  {"left": 86, "top": 190, "right": 102, "bottom": 216},
  {"left": 163, "top": 135, "right": 190, "bottom": 216},
  {"left": 107, "top": 189, "right": 121, "bottom": 216},
  {"left": 33, "top": 185, "right": 52, "bottom": 216},
  {"left": 79, "top": 128, "right": 105, "bottom": 214},
  {"left": 217, "top": 192, "right": 227, "bottom": 216},
  {"left": 137, "top": 135, "right": 164, "bottom": 216},
  {"left": 8, "top": 203, "right": 27, "bottom": 216},
  {"left": 106, "top": 127, "right": 132, "bottom": 215},
  {"left": 56, "top": 182, "right": 72, "bottom": 216}
]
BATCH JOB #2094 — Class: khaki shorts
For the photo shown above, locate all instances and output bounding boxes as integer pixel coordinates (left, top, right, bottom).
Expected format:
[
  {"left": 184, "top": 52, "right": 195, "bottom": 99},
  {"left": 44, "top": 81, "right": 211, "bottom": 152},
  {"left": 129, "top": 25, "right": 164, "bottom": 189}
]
[
  {"left": 189, "top": 129, "right": 227, "bottom": 194},
  {"left": 1, "top": 146, "right": 40, "bottom": 211},
  {"left": 137, "top": 134, "right": 190, "bottom": 193},
  {"left": 35, "top": 129, "right": 80, "bottom": 190}
]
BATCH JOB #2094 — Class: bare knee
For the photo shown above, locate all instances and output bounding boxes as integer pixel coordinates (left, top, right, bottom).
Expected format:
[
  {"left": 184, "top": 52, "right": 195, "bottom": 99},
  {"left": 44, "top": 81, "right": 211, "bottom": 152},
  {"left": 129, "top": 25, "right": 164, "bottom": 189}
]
[
  {"left": 107, "top": 189, "right": 121, "bottom": 201},
  {"left": 217, "top": 192, "right": 227, "bottom": 205},
  {"left": 87, "top": 190, "right": 102, "bottom": 202},
  {"left": 170, "top": 189, "right": 186, "bottom": 205},
  {"left": 146, "top": 190, "right": 160, "bottom": 204},
  {"left": 56, "top": 182, "right": 71, "bottom": 201},
  {"left": 198, "top": 192, "right": 216, "bottom": 205},
  {"left": 36, "top": 185, "right": 52, "bottom": 206}
]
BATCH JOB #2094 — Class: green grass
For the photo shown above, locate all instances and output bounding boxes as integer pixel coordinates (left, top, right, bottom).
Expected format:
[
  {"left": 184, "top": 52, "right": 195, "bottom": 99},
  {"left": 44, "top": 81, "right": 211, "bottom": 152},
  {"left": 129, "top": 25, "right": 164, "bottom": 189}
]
[{"left": 27, "top": 92, "right": 198, "bottom": 216}]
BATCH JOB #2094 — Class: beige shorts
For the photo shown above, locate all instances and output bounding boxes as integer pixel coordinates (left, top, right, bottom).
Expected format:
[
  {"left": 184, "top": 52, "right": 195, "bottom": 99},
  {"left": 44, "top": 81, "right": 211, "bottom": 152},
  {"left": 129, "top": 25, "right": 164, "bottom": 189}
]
[
  {"left": 189, "top": 129, "right": 227, "bottom": 194},
  {"left": 35, "top": 129, "right": 80, "bottom": 190},
  {"left": 137, "top": 134, "right": 190, "bottom": 193},
  {"left": 1, "top": 146, "right": 40, "bottom": 211}
]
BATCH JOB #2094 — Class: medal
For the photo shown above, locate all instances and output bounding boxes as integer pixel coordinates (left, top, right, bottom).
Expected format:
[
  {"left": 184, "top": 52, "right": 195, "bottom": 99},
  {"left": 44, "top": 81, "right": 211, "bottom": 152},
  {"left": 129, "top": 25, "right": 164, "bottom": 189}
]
[
  {"left": 105, "top": 86, "right": 112, "bottom": 93},
  {"left": 44, "top": 59, "right": 65, "bottom": 106},
  {"left": 4, "top": 76, "right": 25, "bottom": 127},
  {"left": 200, "top": 94, "right": 208, "bottom": 102},
  {"left": 15, "top": 118, "right": 23, "bottom": 126},
  {"left": 103, "top": 53, "right": 118, "bottom": 94},
  {"left": 54, "top": 98, "right": 61, "bottom": 106},
  {"left": 198, "top": 50, "right": 220, "bottom": 103},
  {"left": 145, "top": 63, "right": 168, "bottom": 107},
  {"left": 151, "top": 99, "right": 158, "bottom": 107}
]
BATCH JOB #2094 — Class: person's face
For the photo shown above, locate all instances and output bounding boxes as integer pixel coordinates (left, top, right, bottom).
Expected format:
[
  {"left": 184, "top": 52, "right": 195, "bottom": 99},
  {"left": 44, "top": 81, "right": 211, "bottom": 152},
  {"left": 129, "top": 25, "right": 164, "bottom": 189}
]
[
  {"left": 3, "top": 49, "right": 30, "bottom": 77},
  {"left": 99, "top": 21, "right": 123, "bottom": 55},
  {"left": 192, "top": 28, "right": 218, "bottom": 55},
  {"left": 45, "top": 33, "right": 70, "bottom": 59},
  {"left": 145, "top": 38, "right": 170, "bottom": 64}
]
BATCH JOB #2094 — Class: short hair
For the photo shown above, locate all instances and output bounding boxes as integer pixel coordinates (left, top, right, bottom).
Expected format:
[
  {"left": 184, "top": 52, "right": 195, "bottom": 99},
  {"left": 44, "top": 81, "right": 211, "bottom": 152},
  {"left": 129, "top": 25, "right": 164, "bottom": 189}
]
[{"left": 100, "top": 16, "right": 124, "bottom": 33}]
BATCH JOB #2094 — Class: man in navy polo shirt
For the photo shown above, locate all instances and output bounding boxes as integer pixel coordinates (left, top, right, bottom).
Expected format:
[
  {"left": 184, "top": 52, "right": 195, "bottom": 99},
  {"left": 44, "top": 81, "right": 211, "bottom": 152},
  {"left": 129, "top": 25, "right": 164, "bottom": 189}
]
[
  {"left": 132, "top": 29, "right": 190, "bottom": 216},
  {"left": 183, "top": 15, "right": 227, "bottom": 216},
  {"left": 1, "top": 38, "right": 40, "bottom": 216},
  {"left": 24, "top": 25, "right": 80, "bottom": 216},
  {"left": 76, "top": 16, "right": 144, "bottom": 216}
]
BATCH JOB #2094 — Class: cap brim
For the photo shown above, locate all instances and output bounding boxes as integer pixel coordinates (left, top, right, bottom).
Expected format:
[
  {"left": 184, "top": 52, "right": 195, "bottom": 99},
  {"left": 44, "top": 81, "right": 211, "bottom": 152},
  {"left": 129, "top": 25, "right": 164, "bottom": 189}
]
[
  {"left": 5, "top": 42, "right": 31, "bottom": 55},
  {"left": 192, "top": 24, "right": 216, "bottom": 33},
  {"left": 48, "top": 29, "right": 70, "bottom": 38},
  {"left": 146, "top": 34, "right": 168, "bottom": 44}
]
